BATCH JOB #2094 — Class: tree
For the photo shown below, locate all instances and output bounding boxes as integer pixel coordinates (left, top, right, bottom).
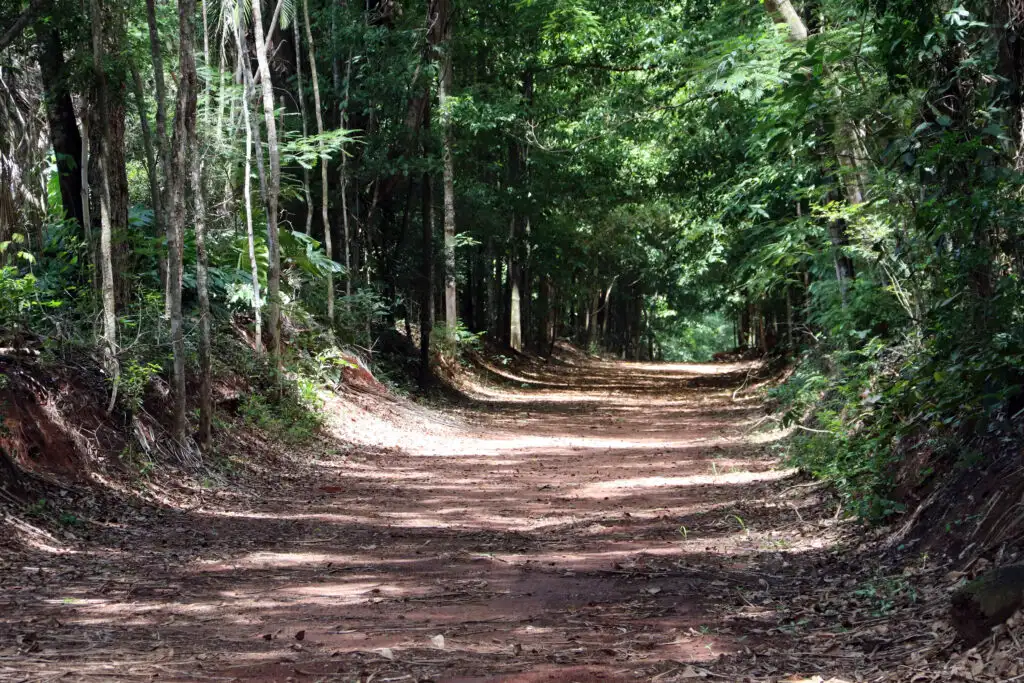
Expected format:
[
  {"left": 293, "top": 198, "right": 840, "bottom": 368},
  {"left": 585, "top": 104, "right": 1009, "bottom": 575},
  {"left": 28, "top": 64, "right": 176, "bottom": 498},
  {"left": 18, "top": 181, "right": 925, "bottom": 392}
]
[
  {"left": 437, "top": 0, "right": 456, "bottom": 335},
  {"left": 89, "top": 0, "right": 119, "bottom": 412},
  {"left": 293, "top": 12, "right": 314, "bottom": 235},
  {"left": 301, "top": 0, "right": 334, "bottom": 322},
  {"left": 250, "top": 0, "right": 283, "bottom": 366},
  {"left": 166, "top": 0, "right": 199, "bottom": 441},
  {"left": 191, "top": 151, "right": 212, "bottom": 450},
  {"left": 235, "top": 12, "right": 264, "bottom": 356},
  {"left": 145, "top": 0, "right": 173, "bottom": 311},
  {"left": 33, "top": 11, "right": 84, "bottom": 232}
]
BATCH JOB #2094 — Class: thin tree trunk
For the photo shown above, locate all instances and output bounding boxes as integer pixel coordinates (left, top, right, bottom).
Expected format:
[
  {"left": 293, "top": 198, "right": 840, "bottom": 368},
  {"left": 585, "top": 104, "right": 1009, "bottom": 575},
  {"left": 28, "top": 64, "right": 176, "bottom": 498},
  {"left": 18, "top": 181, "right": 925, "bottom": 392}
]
[
  {"left": 145, "top": 0, "right": 173, "bottom": 316},
  {"left": 129, "top": 63, "right": 163, "bottom": 247},
  {"left": 79, "top": 116, "right": 92, "bottom": 265},
  {"left": 786, "top": 286, "right": 794, "bottom": 349},
  {"left": 301, "top": 0, "right": 334, "bottom": 322},
  {"left": 341, "top": 51, "right": 353, "bottom": 298},
  {"left": 485, "top": 237, "right": 497, "bottom": 336},
  {"left": 586, "top": 286, "right": 600, "bottom": 349},
  {"left": 547, "top": 278, "right": 557, "bottom": 354},
  {"left": 90, "top": 0, "right": 118, "bottom": 413},
  {"left": 293, "top": 15, "right": 314, "bottom": 235},
  {"left": 419, "top": 35, "right": 435, "bottom": 385},
  {"left": 192, "top": 153, "right": 212, "bottom": 450},
  {"left": 437, "top": 0, "right": 456, "bottom": 335},
  {"left": 420, "top": 168, "right": 434, "bottom": 385},
  {"left": 106, "top": 95, "right": 131, "bottom": 305},
  {"left": 507, "top": 144, "right": 523, "bottom": 352},
  {"left": 509, "top": 257, "right": 522, "bottom": 351},
  {"left": 236, "top": 27, "right": 268, "bottom": 202},
  {"left": 240, "top": 61, "right": 264, "bottom": 356},
  {"left": 600, "top": 279, "right": 615, "bottom": 342},
  {"left": 251, "top": 0, "right": 283, "bottom": 365},
  {"left": 201, "top": 0, "right": 211, "bottom": 125},
  {"left": 166, "top": 0, "right": 200, "bottom": 441}
]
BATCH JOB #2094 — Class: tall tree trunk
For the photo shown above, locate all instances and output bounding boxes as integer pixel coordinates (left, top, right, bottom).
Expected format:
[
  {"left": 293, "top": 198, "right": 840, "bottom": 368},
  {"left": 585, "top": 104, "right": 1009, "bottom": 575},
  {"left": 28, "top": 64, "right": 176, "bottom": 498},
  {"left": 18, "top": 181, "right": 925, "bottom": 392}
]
[
  {"left": 239, "top": 49, "right": 264, "bottom": 356},
  {"left": 341, "top": 52, "right": 354, "bottom": 298},
  {"left": 106, "top": 94, "right": 131, "bottom": 304},
  {"left": 600, "top": 279, "right": 615, "bottom": 343},
  {"left": 145, "top": 0, "right": 174, "bottom": 315},
  {"left": 195, "top": 0, "right": 214, "bottom": 442},
  {"left": 785, "top": 286, "right": 794, "bottom": 349},
  {"left": 251, "top": 0, "right": 283, "bottom": 366},
  {"left": 301, "top": 0, "right": 334, "bottom": 322},
  {"left": 129, "top": 63, "right": 163, "bottom": 250},
  {"left": 586, "top": 285, "right": 600, "bottom": 349},
  {"left": 419, "top": 168, "right": 434, "bottom": 385},
  {"left": 485, "top": 237, "right": 498, "bottom": 337},
  {"left": 293, "top": 15, "right": 314, "bottom": 235},
  {"left": 506, "top": 136, "right": 522, "bottom": 351},
  {"left": 80, "top": 116, "right": 92, "bottom": 268},
  {"left": 192, "top": 154, "right": 212, "bottom": 450},
  {"left": 509, "top": 263, "right": 522, "bottom": 351},
  {"left": 201, "top": 0, "right": 211, "bottom": 124},
  {"left": 89, "top": 0, "right": 119, "bottom": 413},
  {"left": 436, "top": 0, "right": 457, "bottom": 335},
  {"left": 35, "top": 18, "right": 84, "bottom": 232},
  {"left": 236, "top": 25, "right": 268, "bottom": 202},
  {"left": 166, "top": 0, "right": 200, "bottom": 441}
]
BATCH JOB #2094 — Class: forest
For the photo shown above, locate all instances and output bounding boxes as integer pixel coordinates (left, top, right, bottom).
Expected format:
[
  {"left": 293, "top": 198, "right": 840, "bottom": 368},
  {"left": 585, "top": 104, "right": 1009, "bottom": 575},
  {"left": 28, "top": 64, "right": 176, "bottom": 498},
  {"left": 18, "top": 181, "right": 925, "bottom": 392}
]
[{"left": 3, "top": 0, "right": 1024, "bottom": 679}]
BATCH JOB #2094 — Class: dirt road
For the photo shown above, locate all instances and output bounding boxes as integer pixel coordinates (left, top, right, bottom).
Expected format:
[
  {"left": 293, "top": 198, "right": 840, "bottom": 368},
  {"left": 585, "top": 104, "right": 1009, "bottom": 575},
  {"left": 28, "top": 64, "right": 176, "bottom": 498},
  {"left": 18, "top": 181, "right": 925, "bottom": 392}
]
[{"left": 2, "top": 357, "right": 854, "bottom": 682}]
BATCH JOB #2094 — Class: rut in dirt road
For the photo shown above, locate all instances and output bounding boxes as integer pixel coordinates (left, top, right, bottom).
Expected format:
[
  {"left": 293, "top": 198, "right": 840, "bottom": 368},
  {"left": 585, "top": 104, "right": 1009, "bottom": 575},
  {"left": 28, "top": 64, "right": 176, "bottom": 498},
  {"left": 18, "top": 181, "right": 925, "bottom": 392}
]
[{"left": 3, "top": 359, "right": 839, "bottom": 682}]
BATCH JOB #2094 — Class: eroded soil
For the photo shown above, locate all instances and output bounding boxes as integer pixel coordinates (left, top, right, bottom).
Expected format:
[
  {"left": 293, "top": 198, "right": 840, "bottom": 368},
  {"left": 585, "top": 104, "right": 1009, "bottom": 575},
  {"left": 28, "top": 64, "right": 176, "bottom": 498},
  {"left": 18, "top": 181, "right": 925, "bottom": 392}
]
[{"left": 1, "top": 357, "right": 938, "bottom": 681}]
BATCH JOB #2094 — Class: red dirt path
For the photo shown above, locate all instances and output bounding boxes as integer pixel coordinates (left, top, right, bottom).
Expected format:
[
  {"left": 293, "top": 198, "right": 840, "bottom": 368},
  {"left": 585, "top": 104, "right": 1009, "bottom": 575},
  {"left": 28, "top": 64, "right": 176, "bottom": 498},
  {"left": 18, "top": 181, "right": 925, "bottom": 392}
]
[{"left": 2, "top": 357, "right": 852, "bottom": 682}]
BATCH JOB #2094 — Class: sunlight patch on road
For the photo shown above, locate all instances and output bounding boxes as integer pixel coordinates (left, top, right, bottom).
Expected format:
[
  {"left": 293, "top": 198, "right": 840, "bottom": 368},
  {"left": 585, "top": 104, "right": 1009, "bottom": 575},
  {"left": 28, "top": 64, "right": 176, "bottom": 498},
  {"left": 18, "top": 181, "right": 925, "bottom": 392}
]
[
  {"left": 747, "top": 425, "right": 796, "bottom": 444},
  {"left": 404, "top": 434, "right": 744, "bottom": 457},
  {"left": 575, "top": 469, "right": 797, "bottom": 499}
]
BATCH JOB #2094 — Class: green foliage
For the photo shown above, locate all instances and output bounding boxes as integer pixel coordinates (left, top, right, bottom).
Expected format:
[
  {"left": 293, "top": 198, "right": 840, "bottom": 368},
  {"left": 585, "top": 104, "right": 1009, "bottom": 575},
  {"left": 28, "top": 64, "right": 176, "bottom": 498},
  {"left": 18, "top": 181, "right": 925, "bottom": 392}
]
[
  {"left": 25, "top": 498, "right": 48, "bottom": 517},
  {"left": 7, "top": 0, "right": 1024, "bottom": 531},
  {"left": 119, "top": 443, "right": 156, "bottom": 478},
  {"left": 432, "top": 321, "right": 484, "bottom": 360},
  {"left": 853, "top": 575, "right": 918, "bottom": 617},
  {"left": 117, "top": 359, "right": 163, "bottom": 415},
  {"left": 238, "top": 390, "right": 322, "bottom": 444},
  {"left": 0, "top": 268, "right": 51, "bottom": 343},
  {"left": 654, "top": 309, "right": 734, "bottom": 362}
]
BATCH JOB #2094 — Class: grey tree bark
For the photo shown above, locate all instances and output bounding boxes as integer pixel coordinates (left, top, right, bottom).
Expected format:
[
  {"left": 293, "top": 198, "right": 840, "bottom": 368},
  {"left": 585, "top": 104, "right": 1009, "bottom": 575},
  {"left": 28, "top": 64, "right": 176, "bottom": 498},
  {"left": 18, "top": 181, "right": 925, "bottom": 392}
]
[
  {"left": 129, "top": 63, "right": 163, "bottom": 251},
  {"left": 301, "top": 0, "right": 334, "bottom": 322},
  {"left": 89, "top": 0, "right": 119, "bottom": 413},
  {"left": 236, "top": 18, "right": 264, "bottom": 356},
  {"left": 166, "top": 0, "right": 199, "bottom": 441},
  {"left": 191, "top": 152, "right": 212, "bottom": 451},
  {"left": 293, "top": 14, "right": 314, "bottom": 235},
  {"left": 250, "top": 0, "right": 283, "bottom": 366},
  {"left": 145, "top": 0, "right": 174, "bottom": 316},
  {"left": 437, "top": 0, "right": 457, "bottom": 335}
]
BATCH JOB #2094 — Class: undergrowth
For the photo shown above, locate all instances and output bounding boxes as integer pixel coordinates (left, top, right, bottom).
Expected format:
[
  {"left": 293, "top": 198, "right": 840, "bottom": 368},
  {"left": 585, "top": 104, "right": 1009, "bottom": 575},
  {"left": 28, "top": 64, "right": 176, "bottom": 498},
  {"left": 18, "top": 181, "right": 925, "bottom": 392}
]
[{"left": 771, "top": 324, "right": 1024, "bottom": 522}]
